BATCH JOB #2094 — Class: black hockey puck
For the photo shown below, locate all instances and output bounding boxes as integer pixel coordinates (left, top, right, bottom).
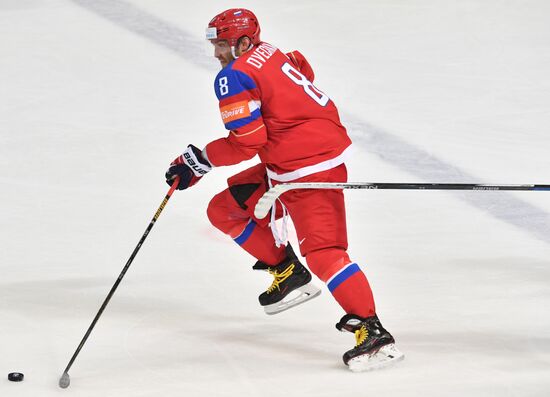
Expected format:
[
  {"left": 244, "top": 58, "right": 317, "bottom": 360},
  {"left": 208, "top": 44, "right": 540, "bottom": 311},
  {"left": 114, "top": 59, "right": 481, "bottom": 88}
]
[{"left": 8, "top": 372, "right": 24, "bottom": 382}]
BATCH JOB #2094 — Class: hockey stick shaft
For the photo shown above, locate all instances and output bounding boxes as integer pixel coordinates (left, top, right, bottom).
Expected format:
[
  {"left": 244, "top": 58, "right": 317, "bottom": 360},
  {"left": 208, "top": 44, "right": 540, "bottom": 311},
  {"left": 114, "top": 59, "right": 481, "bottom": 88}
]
[
  {"left": 59, "top": 177, "right": 180, "bottom": 388},
  {"left": 254, "top": 182, "right": 550, "bottom": 219}
]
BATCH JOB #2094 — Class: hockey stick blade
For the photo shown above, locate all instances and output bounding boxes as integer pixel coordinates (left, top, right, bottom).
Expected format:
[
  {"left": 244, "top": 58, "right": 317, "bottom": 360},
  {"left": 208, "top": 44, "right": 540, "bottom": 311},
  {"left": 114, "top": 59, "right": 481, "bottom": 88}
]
[{"left": 253, "top": 182, "right": 550, "bottom": 219}]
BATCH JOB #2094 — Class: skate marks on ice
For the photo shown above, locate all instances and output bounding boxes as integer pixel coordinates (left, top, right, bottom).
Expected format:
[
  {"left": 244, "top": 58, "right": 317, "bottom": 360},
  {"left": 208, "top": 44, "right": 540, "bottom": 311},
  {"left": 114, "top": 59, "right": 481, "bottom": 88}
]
[
  {"left": 121, "top": 310, "right": 338, "bottom": 393},
  {"left": 401, "top": 256, "right": 550, "bottom": 368}
]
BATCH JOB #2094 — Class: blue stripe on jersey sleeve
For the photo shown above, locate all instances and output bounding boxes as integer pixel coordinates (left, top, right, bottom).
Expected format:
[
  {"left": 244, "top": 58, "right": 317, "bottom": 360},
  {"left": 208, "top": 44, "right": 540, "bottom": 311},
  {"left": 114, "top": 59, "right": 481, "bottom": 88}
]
[
  {"left": 214, "top": 65, "right": 257, "bottom": 100},
  {"left": 225, "top": 108, "right": 262, "bottom": 130}
]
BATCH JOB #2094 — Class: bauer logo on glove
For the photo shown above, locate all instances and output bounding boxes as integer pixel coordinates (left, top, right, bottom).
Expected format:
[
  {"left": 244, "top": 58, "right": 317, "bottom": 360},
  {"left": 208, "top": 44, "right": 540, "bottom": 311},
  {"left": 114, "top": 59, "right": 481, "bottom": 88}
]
[
  {"left": 165, "top": 144, "right": 212, "bottom": 190},
  {"left": 183, "top": 152, "right": 209, "bottom": 176}
]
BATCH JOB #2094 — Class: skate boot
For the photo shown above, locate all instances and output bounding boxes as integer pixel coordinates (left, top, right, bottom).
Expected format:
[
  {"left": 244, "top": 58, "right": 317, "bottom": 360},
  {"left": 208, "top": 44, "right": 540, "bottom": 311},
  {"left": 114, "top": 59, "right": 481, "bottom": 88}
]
[
  {"left": 253, "top": 245, "right": 321, "bottom": 315},
  {"left": 336, "top": 314, "right": 404, "bottom": 372}
]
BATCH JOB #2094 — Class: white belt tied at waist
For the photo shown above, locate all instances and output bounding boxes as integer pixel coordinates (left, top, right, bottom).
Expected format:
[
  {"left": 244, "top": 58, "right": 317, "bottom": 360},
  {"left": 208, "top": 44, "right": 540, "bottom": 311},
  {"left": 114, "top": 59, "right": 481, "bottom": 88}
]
[
  {"left": 265, "top": 146, "right": 352, "bottom": 182},
  {"left": 265, "top": 146, "right": 352, "bottom": 246}
]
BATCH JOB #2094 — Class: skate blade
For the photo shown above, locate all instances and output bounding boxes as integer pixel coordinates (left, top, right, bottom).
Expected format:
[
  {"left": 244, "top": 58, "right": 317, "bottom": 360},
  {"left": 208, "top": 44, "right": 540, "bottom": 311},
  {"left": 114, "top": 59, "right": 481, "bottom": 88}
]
[
  {"left": 263, "top": 283, "right": 321, "bottom": 315},
  {"left": 348, "top": 344, "right": 404, "bottom": 372}
]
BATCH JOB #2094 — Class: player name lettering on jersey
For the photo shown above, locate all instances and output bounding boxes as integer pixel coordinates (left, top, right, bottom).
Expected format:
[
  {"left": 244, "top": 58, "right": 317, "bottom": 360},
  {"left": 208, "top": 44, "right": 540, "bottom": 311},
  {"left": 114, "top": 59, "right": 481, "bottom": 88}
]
[
  {"left": 220, "top": 100, "right": 251, "bottom": 123},
  {"left": 246, "top": 42, "right": 278, "bottom": 69}
]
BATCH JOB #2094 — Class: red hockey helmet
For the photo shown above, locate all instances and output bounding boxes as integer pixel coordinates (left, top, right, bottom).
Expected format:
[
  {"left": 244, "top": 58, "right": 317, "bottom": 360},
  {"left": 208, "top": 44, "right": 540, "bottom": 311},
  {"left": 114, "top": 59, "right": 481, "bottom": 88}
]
[{"left": 206, "top": 8, "right": 261, "bottom": 47}]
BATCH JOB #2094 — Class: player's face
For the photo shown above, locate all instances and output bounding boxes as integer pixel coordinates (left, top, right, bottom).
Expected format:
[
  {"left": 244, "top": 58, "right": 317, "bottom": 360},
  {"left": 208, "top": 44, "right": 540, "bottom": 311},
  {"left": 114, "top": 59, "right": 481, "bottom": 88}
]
[{"left": 211, "top": 40, "right": 234, "bottom": 68}]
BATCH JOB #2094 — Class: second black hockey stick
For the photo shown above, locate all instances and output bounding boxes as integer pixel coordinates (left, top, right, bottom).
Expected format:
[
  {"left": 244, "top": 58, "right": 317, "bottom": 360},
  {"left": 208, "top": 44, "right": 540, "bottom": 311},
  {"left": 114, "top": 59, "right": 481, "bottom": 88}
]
[{"left": 253, "top": 182, "right": 550, "bottom": 219}]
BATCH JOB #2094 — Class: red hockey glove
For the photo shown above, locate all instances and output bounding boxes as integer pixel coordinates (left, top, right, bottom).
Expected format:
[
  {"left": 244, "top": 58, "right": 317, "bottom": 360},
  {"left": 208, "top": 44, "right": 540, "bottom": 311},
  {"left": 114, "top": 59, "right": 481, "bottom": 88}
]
[{"left": 165, "top": 145, "right": 212, "bottom": 190}]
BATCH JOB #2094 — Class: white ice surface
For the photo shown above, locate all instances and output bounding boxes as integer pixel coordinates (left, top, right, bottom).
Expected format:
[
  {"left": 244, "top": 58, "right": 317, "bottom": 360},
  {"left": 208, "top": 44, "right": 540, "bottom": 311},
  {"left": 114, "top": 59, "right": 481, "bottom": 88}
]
[{"left": 1, "top": 1, "right": 549, "bottom": 396}]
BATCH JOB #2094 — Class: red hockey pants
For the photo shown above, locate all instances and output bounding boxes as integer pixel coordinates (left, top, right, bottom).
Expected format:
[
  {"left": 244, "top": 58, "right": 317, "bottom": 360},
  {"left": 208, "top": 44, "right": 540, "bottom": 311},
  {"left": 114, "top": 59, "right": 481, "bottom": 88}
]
[{"left": 206, "top": 163, "right": 376, "bottom": 317}]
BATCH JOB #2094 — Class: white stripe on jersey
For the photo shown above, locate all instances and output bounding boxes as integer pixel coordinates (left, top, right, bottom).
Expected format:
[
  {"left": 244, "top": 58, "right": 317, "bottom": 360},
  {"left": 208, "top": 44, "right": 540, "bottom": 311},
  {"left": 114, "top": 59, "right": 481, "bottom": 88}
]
[{"left": 266, "top": 145, "right": 352, "bottom": 182}]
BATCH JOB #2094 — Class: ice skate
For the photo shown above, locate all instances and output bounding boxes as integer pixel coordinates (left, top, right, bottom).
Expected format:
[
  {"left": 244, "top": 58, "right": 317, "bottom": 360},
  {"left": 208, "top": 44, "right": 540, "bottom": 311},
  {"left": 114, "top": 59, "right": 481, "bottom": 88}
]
[
  {"left": 336, "top": 314, "right": 404, "bottom": 372},
  {"left": 253, "top": 245, "right": 321, "bottom": 315}
]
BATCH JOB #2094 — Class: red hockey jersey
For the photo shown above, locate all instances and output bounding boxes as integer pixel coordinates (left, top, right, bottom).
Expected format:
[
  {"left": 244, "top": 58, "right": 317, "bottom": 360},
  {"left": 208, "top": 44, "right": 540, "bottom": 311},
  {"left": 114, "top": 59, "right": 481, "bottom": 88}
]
[{"left": 204, "top": 42, "right": 352, "bottom": 181}]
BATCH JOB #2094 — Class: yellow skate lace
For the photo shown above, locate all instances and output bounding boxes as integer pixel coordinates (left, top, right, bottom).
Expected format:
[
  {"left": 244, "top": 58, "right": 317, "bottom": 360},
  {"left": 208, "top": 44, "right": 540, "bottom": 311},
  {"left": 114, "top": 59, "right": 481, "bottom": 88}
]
[
  {"left": 355, "top": 325, "right": 368, "bottom": 347},
  {"left": 266, "top": 264, "right": 295, "bottom": 294}
]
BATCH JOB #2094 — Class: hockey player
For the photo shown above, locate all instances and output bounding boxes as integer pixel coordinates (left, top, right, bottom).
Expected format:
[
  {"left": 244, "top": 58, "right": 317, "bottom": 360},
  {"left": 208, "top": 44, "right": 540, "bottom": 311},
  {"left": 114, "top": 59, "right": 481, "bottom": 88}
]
[{"left": 165, "top": 8, "right": 403, "bottom": 371}]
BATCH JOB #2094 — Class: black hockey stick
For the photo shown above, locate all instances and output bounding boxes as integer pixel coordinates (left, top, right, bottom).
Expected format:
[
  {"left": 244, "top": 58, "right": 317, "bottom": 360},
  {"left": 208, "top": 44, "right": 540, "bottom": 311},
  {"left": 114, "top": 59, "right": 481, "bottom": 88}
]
[
  {"left": 59, "top": 177, "right": 180, "bottom": 389},
  {"left": 254, "top": 182, "right": 550, "bottom": 219}
]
